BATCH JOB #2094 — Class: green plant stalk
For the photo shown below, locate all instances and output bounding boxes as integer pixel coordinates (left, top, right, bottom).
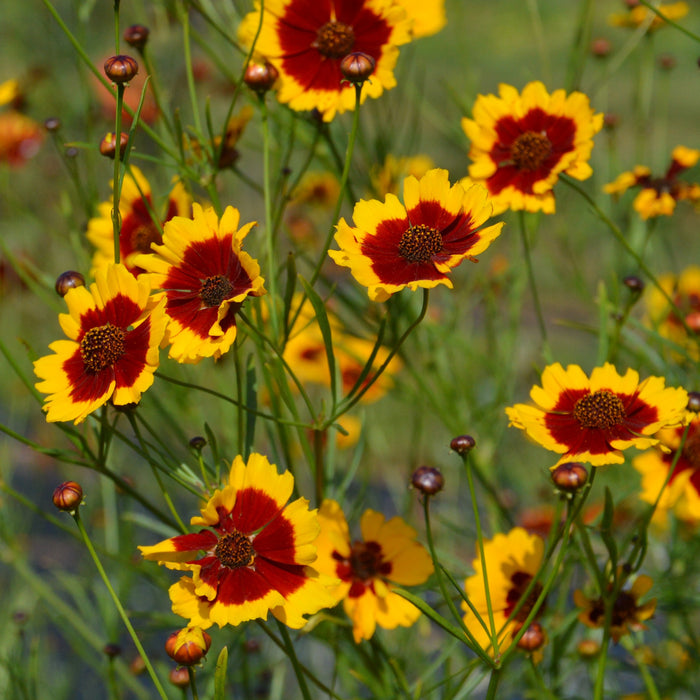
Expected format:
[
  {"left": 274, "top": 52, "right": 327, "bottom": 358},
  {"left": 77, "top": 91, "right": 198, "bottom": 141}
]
[
  {"left": 72, "top": 509, "right": 169, "bottom": 700},
  {"left": 112, "top": 84, "right": 125, "bottom": 264},
  {"left": 276, "top": 621, "right": 312, "bottom": 700},
  {"left": 638, "top": 0, "right": 700, "bottom": 41},
  {"left": 189, "top": 668, "right": 200, "bottom": 700},
  {"left": 623, "top": 636, "right": 661, "bottom": 700},
  {"left": 485, "top": 667, "right": 502, "bottom": 700},
  {"left": 113, "top": 0, "right": 120, "bottom": 53}
]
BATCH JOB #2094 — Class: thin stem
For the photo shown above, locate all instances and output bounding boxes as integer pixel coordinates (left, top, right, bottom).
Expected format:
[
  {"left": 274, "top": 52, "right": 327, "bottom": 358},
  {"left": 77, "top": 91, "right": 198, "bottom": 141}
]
[
  {"left": 112, "top": 84, "right": 125, "bottom": 264},
  {"left": 275, "top": 621, "right": 312, "bottom": 700}
]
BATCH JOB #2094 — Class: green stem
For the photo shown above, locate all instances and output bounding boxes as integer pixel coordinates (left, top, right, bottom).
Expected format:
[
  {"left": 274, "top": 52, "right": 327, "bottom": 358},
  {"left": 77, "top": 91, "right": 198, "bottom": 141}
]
[
  {"left": 112, "top": 84, "right": 125, "bottom": 264},
  {"left": 275, "top": 621, "right": 312, "bottom": 700},
  {"left": 485, "top": 667, "right": 502, "bottom": 700},
  {"left": 72, "top": 510, "right": 169, "bottom": 700},
  {"left": 638, "top": 0, "right": 700, "bottom": 41},
  {"left": 189, "top": 667, "right": 200, "bottom": 700}
]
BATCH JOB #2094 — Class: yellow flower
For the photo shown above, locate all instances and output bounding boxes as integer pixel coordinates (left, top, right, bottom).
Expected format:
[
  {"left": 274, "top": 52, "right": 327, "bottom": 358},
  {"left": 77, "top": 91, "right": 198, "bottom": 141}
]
[
  {"left": 0, "top": 79, "right": 20, "bottom": 107},
  {"left": 330, "top": 168, "right": 503, "bottom": 301},
  {"left": 505, "top": 363, "right": 689, "bottom": 467},
  {"left": 461, "top": 81, "right": 603, "bottom": 215},
  {"left": 314, "top": 499, "right": 433, "bottom": 642},
  {"left": 33, "top": 264, "right": 167, "bottom": 424},
  {"left": 609, "top": 1, "right": 689, "bottom": 31},
  {"left": 139, "top": 453, "right": 337, "bottom": 630},
  {"left": 394, "top": 0, "right": 446, "bottom": 38},
  {"left": 370, "top": 153, "right": 435, "bottom": 197},
  {"left": 238, "top": 0, "right": 414, "bottom": 121},
  {"left": 462, "top": 527, "right": 545, "bottom": 656}
]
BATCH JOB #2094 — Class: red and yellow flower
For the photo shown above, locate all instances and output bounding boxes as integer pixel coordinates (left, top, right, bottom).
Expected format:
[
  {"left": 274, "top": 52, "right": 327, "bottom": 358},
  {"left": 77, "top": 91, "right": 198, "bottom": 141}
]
[
  {"left": 462, "top": 527, "right": 545, "bottom": 656},
  {"left": 87, "top": 166, "right": 192, "bottom": 277},
  {"left": 314, "top": 499, "right": 433, "bottom": 642},
  {"left": 238, "top": 0, "right": 413, "bottom": 121},
  {"left": 604, "top": 146, "right": 700, "bottom": 220},
  {"left": 505, "top": 363, "right": 688, "bottom": 468},
  {"left": 135, "top": 203, "right": 266, "bottom": 364},
  {"left": 139, "top": 453, "right": 337, "bottom": 630},
  {"left": 329, "top": 168, "right": 503, "bottom": 301},
  {"left": 461, "top": 81, "right": 603, "bottom": 215},
  {"left": 33, "top": 263, "right": 167, "bottom": 424}
]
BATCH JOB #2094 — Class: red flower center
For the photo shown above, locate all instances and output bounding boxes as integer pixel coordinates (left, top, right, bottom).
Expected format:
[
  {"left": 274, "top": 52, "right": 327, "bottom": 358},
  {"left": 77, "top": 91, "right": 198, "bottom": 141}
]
[
  {"left": 200, "top": 274, "right": 234, "bottom": 307},
  {"left": 573, "top": 390, "right": 626, "bottom": 430},
  {"left": 129, "top": 221, "right": 161, "bottom": 255},
  {"left": 510, "top": 131, "right": 552, "bottom": 171},
  {"left": 681, "top": 431, "right": 700, "bottom": 471},
  {"left": 80, "top": 323, "right": 126, "bottom": 372},
  {"left": 313, "top": 20, "right": 356, "bottom": 59},
  {"left": 349, "top": 540, "right": 390, "bottom": 581},
  {"left": 214, "top": 530, "right": 255, "bottom": 569},
  {"left": 398, "top": 224, "right": 443, "bottom": 263},
  {"left": 506, "top": 571, "right": 544, "bottom": 622},
  {"left": 587, "top": 591, "right": 638, "bottom": 627}
]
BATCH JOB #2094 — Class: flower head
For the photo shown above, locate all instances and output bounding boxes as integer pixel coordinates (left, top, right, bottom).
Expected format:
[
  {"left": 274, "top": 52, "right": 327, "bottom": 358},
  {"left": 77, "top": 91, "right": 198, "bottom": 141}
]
[
  {"left": 505, "top": 363, "right": 688, "bottom": 467},
  {"left": 574, "top": 575, "right": 657, "bottom": 643},
  {"left": 329, "top": 168, "right": 503, "bottom": 301},
  {"left": 314, "top": 499, "right": 433, "bottom": 642},
  {"left": 238, "top": 0, "right": 413, "bottom": 121},
  {"left": 609, "top": 1, "right": 689, "bottom": 31},
  {"left": 87, "top": 166, "right": 192, "bottom": 277},
  {"left": 33, "top": 263, "right": 167, "bottom": 423},
  {"left": 135, "top": 203, "right": 266, "bottom": 364},
  {"left": 604, "top": 146, "right": 700, "bottom": 219},
  {"left": 634, "top": 418, "right": 700, "bottom": 526},
  {"left": 139, "top": 453, "right": 337, "bottom": 630},
  {"left": 0, "top": 111, "right": 43, "bottom": 167},
  {"left": 462, "top": 527, "right": 545, "bottom": 656},
  {"left": 461, "top": 81, "right": 603, "bottom": 215}
]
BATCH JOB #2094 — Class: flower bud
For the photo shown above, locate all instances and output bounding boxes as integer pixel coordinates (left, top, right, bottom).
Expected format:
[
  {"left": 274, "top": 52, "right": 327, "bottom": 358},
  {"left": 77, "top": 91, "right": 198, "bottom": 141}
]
[
  {"left": 590, "top": 38, "right": 611, "bottom": 58},
  {"left": 168, "top": 667, "right": 190, "bottom": 688},
  {"left": 687, "top": 391, "right": 700, "bottom": 413},
  {"left": 658, "top": 53, "right": 676, "bottom": 71},
  {"left": 577, "top": 639, "right": 601, "bottom": 658},
  {"left": 551, "top": 462, "right": 588, "bottom": 493},
  {"left": 340, "top": 52, "right": 376, "bottom": 83},
  {"left": 52, "top": 481, "right": 83, "bottom": 512},
  {"left": 243, "top": 62, "right": 279, "bottom": 93},
  {"left": 450, "top": 435, "right": 476, "bottom": 455},
  {"left": 44, "top": 117, "right": 61, "bottom": 132},
  {"left": 189, "top": 436, "right": 207, "bottom": 451},
  {"left": 103, "top": 643, "right": 121, "bottom": 658},
  {"left": 411, "top": 465, "right": 444, "bottom": 496},
  {"left": 623, "top": 275, "right": 644, "bottom": 295},
  {"left": 129, "top": 655, "right": 147, "bottom": 675},
  {"left": 104, "top": 55, "right": 139, "bottom": 84},
  {"left": 124, "top": 25, "right": 150, "bottom": 52},
  {"left": 55, "top": 270, "right": 85, "bottom": 297},
  {"left": 516, "top": 621, "right": 546, "bottom": 652},
  {"left": 603, "top": 113, "right": 619, "bottom": 130},
  {"left": 99, "top": 132, "right": 128, "bottom": 160},
  {"left": 165, "top": 627, "right": 212, "bottom": 667},
  {"left": 65, "top": 146, "right": 79, "bottom": 159},
  {"left": 685, "top": 312, "right": 700, "bottom": 333}
]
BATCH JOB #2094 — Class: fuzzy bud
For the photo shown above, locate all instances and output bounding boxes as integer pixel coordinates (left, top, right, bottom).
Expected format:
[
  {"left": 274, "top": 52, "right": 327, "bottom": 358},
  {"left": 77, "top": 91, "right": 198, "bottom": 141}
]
[
  {"left": 340, "top": 52, "right": 376, "bottom": 83},
  {"left": 450, "top": 435, "right": 476, "bottom": 455},
  {"left": 411, "top": 465, "right": 444, "bottom": 496},
  {"left": 244, "top": 62, "right": 279, "bottom": 93},
  {"left": 55, "top": 270, "right": 85, "bottom": 297},
  {"left": 124, "top": 25, "right": 150, "bottom": 52},
  {"left": 99, "top": 132, "right": 129, "bottom": 160},
  {"left": 104, "top": 55, "right": 139, "bottom": 84},
  {"left": 551, "top": 462, "right": 588, "bottom": 493},
  {"left": 52, "top": 481, "right": 83, "bottom": 513}
]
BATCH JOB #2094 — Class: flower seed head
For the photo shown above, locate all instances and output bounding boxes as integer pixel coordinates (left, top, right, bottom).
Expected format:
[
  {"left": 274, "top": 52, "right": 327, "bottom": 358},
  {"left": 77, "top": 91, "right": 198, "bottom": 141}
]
[
  {"left": 99, "top": 132, "right": 128, "bottom": 160},
  {"left": 104, "top": 55, "right": 139, "bottom": 84},
  {"left": 124, "top": 25, "right": 150, "bottom": 52},
  {"left": 551, "top": 462, "right": 588, "bottom": 493},
  {"left": 244, "top": 62, "right": 279, "bottom": 93},
  {"left": 340, "top": 52, "right": 376, "bottom": 83},
  {"left": 411, "top": 465, "right": 444, "bottom": 496},
  {"left": 55, "top": 270, "right": 85, "bottom": 297},
  {"left": 450, "top": 435, "right": 476, "bottom": 455},
  {"left": 52, "top": 481, "right": 83, "bottom": 512}
]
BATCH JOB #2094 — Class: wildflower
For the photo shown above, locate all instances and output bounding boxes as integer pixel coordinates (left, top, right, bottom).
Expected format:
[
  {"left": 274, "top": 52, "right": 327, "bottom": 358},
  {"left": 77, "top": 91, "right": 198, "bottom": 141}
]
[
  {"left": 505, "top": 363, "right": 688, "bottom": 468},
  {"left": 135, "top": 203, "right": 266, "bottom": 364},
  {"left": 86, "top": 165, "right": 192, "bottom": 277},
  {"left": 574, "top": 575, "right": 657, "bottom": 643},
  {"left": 394, "top": 0, "right": 446, "bottom": 38},
  {"left": 290, "top": 171, "right": 340, "bottom": 209},
  {"left": 633, "top": 418, "right": 700, "bottom": 526},
  {"left": 34, "top": 263, "right": 167, "bottom": 424},
  {"left": 165, "top": 627, "right": 212, "bottom": 666},
  {"left": 461, "top": 81, "right": 603, "bottom": 215},
  {"left": 314, "top": 499, "right": 433, "bottom": 642},
  {"left": 644, "top": 265, "right": 700, "bottom": 359},
  {"left": 609, "top": 1, "right": 689, "bottom": 31},
  {"left": 462, "top": 527, "right": 545, "bottom": 655},
  {"left": 329, "top": 168, "right": 503, "bottom": 301},
  {"left": 0, "top": 111, "right": 43, "bottom": 166},
  {"left": 604, "top": 146, "right": 700, "bottom": 219},
  {"left": 370, "top": 153, "right": 435, "bottom": 198},
  {"left": 238, "top": 0, "right": 413, "bottom": 121},
  {"left": 139, "top": 453, "right": 337, "bottom": 630}
]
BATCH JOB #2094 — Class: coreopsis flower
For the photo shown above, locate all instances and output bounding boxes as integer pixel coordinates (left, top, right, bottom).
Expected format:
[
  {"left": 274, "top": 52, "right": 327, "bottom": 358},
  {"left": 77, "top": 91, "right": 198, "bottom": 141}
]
[
  {"left": 329, "top": 168, "right": 503, "bottom": 301},
  {"left": 609, "top": 1, "right": 689, "bottom": 31},
  {"left": 505, "top": 363, "right": 688, "bottom": 468},
  {"left": 634, "top": 418, "right": 700, "bottom": 526},
  {"left": 644, "top": 265, "right": 700, "bottom": 360},
  {"left": 134, "top": 203, "right": 266, "bottom": 364},
  {"left": 290, "top": 171, "right": 341, "bottom": 209},
  {"left": 238, "top": 0, "right": 413, "bottom": 121},
  {"left": 33, "top": 263, "right": 167, "bottom": 424},
  {"left": 394, "top": 0, "right": 446, "bottom": 38},
  {"left": 314, "top": 499, "right": 433, "bottom": 642},
  {"left": 462, "top": 527, "right": 545, "bottom": 656},
  {"left": 87, "top": 165, "right": 192, "bottom": 277},
  {"left": 0, "top": 111, "right": 43, "bottom": 166},
  {"left": 139, "top": 453, "right": 337, "bottom": 630},
  {"left": 604, "top": 146, "right": 700, "bottom": 219},
  {"left": 370, "top": 153, "right": 435, "bottom": 197},
  {"left": 574, "top": 575, "right": 657, "bottom": 643},
  {"left": 461, "top": 81, "right": 604, "bottom": 215}
]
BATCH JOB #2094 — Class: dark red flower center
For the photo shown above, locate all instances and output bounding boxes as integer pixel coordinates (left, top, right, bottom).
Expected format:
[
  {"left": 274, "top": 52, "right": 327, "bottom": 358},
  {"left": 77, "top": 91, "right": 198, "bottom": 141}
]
[
  {"left": 398, "top": 224, "right": 443, "bottom": 263},
  {"left": 506, "top": 571, "right": 544, "bottom": 622},
  {"left": 80, "top": 323, "right": 126, "bottom": 372},
  {"left": 587, "top": 591, "right": 638, "bottom": 627},
  {"left": 214, "top": 530, "right": 255, "bottom": 569},
  {"left": 573, "top": 390, "right": 626, "bottom": 430},
  {"left": 511, "top": 131, "right": 553, "bottom": 171},
  {"left": 349, "top": 540, "right": 388, "bottom": 581},
  {"left": 130, "top": 221, "right": 161, "bottom": 255},
  {"left": 200, "top": 274, "right": 234, "bottom": 307},
  {"left": 313, "top": 20, "right": 356, "bottom": 59},
  {"left": 681, "top": 431, "right": 700, "bottom": 471}
]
